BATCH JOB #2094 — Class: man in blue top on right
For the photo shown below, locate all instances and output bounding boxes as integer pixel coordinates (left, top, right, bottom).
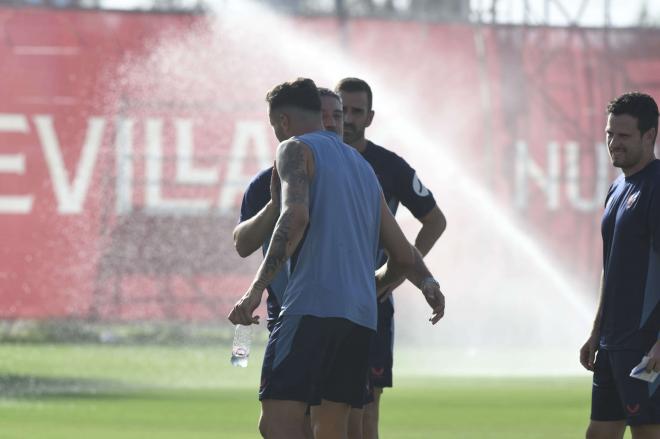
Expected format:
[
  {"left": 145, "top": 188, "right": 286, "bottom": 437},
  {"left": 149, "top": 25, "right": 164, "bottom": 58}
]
[
  {"left": 580, "top": 92, "right": 660, "bottom": 439},
  {"left": 335, "top": 77, "right": 447, "bottom": 439}
]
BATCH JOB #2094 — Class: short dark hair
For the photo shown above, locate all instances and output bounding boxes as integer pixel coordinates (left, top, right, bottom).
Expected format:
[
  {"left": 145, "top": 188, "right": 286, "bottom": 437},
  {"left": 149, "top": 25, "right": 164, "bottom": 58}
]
[
  {"left": 335, "top": 77, "right": 373, "bottom": 110},
  {"left": 607, "top": 92, "right": 659, "bottom": 136},
  {"left": 266, "top": 78, "right": 321, "bottom": 112},
  {"left": 318, "top": 87, "right": 341, "bottom": 103}
]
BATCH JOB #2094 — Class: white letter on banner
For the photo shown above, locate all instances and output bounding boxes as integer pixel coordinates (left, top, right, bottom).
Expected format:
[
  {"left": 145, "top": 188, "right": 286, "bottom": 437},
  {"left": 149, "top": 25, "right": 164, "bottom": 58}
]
[
  {"left": 144, "top": 118, "right": 211, "bottom": 214},
  {"left": 115, "top": 118, "right": 134, "bottom": 215},
  {"left": 515, "top": 140, "right": 561, "bottom": 210},
  {"left": 34, "top": 115, "right": 105, "bottom": 214},
  {"left": 218, "top": 121, "right": 272, "bottom": 215},
  {"left": 175, "top": 118, "right": 219, "bottom": 185},
  {"left": 565, "top": 141, "right": 610, "bottom": 212},
  {"left": 0, "top": 114, "right": 33, "bottom": 214}
]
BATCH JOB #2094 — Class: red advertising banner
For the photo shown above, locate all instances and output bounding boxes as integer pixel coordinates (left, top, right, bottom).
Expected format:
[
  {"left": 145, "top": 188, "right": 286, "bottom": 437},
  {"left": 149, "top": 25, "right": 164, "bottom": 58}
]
[{"left": 2, "top": 6, "right": 660, "bottom": 321}]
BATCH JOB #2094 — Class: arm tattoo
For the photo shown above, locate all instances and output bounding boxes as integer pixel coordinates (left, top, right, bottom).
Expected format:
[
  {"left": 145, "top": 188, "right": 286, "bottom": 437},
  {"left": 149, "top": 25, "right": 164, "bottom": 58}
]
[
  {"left": 278, "top": 140, "right": 310, "bottom": 207},
  {"left": 251, "top": 140, "right": 310, "bottom": 291},
  {"left": 253, "top": 211, "right": 294, "bottom": 291}
]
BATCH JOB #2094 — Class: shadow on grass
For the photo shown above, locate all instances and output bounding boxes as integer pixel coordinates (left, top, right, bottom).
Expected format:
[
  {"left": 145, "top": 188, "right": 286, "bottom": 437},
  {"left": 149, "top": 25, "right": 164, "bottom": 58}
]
[{"left": 0, "top": 374, "right": 140, "bottom": 399}]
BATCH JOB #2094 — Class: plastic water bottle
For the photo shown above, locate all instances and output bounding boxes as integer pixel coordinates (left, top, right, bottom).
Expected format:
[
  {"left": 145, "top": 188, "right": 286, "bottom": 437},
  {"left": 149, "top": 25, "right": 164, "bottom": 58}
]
[{"left": 230, "top": 324, "right": 252, "bottom": 367}]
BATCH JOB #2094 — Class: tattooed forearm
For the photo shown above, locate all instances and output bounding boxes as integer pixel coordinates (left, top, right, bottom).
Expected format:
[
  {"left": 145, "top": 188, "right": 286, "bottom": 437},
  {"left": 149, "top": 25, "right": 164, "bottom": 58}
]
[
  {"left": 251, "top": 206, "right": 308, "bottom": 291},
  {"left": 252, "top": 210, "right": 294, "bottom": 291},
  {"left": 249, "top": 139, "right": 311, "bottom": 292}
]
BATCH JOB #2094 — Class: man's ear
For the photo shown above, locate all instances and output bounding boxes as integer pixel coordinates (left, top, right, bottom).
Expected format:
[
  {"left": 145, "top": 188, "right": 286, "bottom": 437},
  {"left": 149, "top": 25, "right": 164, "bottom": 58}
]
[
  {"left": 365, "top": 110, "right": 375, "bottom": 128},
  {"left": 643, "top": 127, "right": 657, "bottom": 149},
  {"left": 280, "top": 112, "right": 290, "bottom": 131}
]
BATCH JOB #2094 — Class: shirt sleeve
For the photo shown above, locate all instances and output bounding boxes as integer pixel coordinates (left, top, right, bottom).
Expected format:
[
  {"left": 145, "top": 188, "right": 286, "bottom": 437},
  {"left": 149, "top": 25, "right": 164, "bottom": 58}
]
[
  {"left": 392, "top": 155, "right": 437, "bottom": 219},
  {"left": 238, "top": 184, "right": 255, "bottom": 224},
  {"left": 650, "top": 185, "right": 660, "bottom": 253},
  {"left": 237, "top": 168, "right": 272, "bottom": 224}
]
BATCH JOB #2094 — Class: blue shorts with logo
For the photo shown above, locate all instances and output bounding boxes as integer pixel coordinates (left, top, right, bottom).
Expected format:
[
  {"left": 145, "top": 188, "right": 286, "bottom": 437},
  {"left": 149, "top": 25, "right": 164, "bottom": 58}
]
[
  {"left": 591, "top": 348, "right": 660, "bottom": 426},
  {"left": 259, "top": 315, "right": 374, "bottom": 408}
]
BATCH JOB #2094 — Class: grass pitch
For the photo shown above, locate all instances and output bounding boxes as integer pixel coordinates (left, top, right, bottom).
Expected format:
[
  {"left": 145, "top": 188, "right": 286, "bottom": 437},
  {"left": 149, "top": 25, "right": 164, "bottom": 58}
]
[{"left": 0, "top": 343, "right": 612, "bottom": 438}]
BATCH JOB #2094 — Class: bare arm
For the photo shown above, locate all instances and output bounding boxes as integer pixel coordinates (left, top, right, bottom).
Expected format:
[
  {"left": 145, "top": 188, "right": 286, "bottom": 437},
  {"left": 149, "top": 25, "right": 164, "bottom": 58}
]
[
  {"left": 375, "top": 193, "right": 415, "bottom": 289},
  {"left": 378, "top": 205, "right": 446, "bottom": 301},
  {"left": 228, "top": 140, "right": 312, "bottom": 325},
  {"left": 253, "top": 141, "right": 310, "bottom": 292},
  {"left": 232, "top": 169, "right": 281, "bottom": 258},
  {"left": 580, "top": 270, "right": 605, "bottom": 371},
  {"left": 376, "top": 194, "right": 445, "bottom": 323},
  {"left": 414, "top": 205, "right": 447, "bottom": 256},
  {"left": 591, "top": 270, "right": 606, "bottom": 337}
]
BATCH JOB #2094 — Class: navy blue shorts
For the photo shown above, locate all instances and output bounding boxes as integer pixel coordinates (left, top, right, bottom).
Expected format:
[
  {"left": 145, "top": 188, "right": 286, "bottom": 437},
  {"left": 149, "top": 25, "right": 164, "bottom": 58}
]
[
  {"left": 591, "top": 348, "right": 660, "bottom": 426},
  {"left": 259, "top": 315, "right": 374, "bottom": 408},
  {"left": 368, "top": 299, "right": 394, "bottom": 390}
]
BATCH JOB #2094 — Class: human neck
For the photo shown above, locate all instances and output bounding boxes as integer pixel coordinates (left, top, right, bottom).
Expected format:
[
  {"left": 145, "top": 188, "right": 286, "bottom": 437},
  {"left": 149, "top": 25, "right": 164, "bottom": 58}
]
[
  {"left": 290, "top": 122, "right": 324, "bottom": 137},
  {"left": 348, "top": 138, "right": 368, "bottom": 153},
  {"left": 623, "top": 154, "right": 656, "bottom": 177}
]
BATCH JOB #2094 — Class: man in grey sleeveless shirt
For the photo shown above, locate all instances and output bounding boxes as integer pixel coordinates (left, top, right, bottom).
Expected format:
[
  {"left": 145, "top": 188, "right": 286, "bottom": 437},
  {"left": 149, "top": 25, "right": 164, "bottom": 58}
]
[{"left": 228, "top": 78, "right": 445, "bottom": 439}]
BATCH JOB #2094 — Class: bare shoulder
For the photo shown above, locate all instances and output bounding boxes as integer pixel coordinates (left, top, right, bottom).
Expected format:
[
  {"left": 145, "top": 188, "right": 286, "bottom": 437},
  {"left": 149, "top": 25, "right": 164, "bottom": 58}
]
[
  {"left": 277, "top": 138, "right": 311, "bottom": 160},
  {"left": 276, "top": 138, "right": 313, "bottom": 180}
]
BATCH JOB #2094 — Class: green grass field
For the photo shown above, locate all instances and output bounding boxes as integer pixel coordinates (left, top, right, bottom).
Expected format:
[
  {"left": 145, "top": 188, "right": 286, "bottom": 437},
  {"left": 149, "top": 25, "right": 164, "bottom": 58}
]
[{"left": 0, "top": 343, "right": 624, "bottom": 438}]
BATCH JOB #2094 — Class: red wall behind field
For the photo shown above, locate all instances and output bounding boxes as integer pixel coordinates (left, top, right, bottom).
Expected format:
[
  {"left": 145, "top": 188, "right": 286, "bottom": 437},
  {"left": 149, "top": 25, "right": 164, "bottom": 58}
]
[{"left": 2, "top": 7, "right": 660, "bottom": 321}]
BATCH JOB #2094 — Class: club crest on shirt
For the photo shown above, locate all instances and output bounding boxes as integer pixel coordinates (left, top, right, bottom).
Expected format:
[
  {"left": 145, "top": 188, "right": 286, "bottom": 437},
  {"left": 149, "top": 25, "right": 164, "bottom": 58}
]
[
  {"left": 412, "top": 173, "right": 430, "bottom": 197},
  {"left": 626, "top": 191, "right": 640, "bottom": 209}
]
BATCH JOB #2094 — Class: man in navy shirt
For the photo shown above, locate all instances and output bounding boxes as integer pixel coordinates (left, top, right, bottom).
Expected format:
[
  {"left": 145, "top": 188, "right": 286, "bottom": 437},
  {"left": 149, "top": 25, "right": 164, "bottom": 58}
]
[
  {"left": 580, "top": 92, "right": 660, "bottom": 439},
  {"left": 335, "top": 77, "right": 447, "bottom": 439}
]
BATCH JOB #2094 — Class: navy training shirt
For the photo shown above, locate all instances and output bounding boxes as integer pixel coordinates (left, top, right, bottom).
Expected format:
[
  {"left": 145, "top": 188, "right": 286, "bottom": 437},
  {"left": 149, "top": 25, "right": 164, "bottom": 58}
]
[
  {"left": 600, "top": 159, "right": 660, "bottom": 351},
  {"left": 238, "top": 166, "right": 286, "bottom": 331},
  {"left": 361, "top": 140, "right": 437, "bottom": 267}
]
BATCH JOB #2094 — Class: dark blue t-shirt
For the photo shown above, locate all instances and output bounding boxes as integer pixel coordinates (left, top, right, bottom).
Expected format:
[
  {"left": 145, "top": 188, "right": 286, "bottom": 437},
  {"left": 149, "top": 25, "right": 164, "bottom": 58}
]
[
  {"left": 361, "top": 141, "right": 437, "bottom": 310},
  {"left": 362, "top": 142, "right": 436, "bottom": 261},
  {"left": 600, "top": 159, "right": 660, "bottom": 350},
  {"left": 238, "top": 166, "right": 286, "bottom": 331}
]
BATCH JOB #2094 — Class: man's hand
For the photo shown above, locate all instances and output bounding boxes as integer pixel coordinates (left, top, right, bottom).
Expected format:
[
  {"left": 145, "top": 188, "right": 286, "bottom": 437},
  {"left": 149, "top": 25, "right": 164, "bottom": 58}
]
[
  {"left": 579, "top": 333, "right": 599, "bottom": 371},
  {"left": 645, "top": 340, "right": 660, "bottom": 373},
  {"left": 270, "top": 164, "right": 281, "bottom": 209},
  {"left": 228, "top": 287, "right": 262, "bottom": 326},
  {"left": 421, "top": 278, "right": 444, "bottom": 324}
]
